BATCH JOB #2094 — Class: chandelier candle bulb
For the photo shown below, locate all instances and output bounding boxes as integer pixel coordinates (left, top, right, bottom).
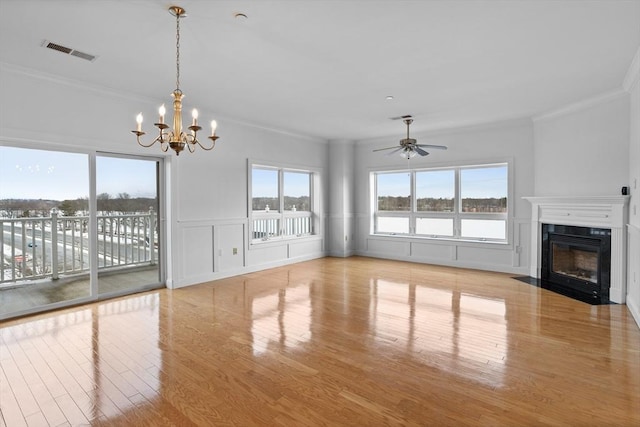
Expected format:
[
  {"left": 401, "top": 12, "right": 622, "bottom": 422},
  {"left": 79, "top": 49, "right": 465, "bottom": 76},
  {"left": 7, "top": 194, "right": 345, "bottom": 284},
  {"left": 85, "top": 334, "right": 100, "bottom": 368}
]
[
  {"left": 159, "top": 104, "right": 166, "bottom": 124},
  {"left": 211, "top": 120, "right": 217, "bottom": 136},
  {"left": 136, "top": 113, "right": 143, "bottom": 132},
  {"left": 192, "top": 109, "right": 198, "bottom": 126}
]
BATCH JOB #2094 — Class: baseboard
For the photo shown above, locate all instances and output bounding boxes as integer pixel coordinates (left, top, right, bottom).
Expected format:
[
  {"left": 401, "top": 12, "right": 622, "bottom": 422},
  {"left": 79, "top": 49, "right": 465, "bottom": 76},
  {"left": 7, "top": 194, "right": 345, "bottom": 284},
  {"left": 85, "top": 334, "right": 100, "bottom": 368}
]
[
  {"left": 354, "top": 250, "right": 529, "bottom": 276},
  {"left": 327, "top": 250, "right": 356, "bottom": 258},
  {"left": 627, "top": 294, "right": 640, "bottom": 330},
  {"left": 172, "top": 251, "right": 326, "bottom": 289}
]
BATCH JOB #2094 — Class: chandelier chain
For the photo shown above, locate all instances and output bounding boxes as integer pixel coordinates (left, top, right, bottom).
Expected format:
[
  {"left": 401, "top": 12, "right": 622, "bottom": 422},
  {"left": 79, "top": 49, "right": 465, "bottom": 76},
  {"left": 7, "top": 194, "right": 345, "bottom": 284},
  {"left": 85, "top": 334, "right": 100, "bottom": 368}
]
[{"left": 175, "top": 11, "right": 180, "bottom": 91}]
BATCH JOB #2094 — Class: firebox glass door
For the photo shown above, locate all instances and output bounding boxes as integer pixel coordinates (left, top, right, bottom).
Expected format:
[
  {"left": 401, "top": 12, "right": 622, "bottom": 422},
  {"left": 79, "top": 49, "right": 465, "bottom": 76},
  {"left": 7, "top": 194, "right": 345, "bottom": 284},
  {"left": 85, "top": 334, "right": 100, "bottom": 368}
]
[{"left": 551, "top": 243, "right": 598, "bottom": 284}]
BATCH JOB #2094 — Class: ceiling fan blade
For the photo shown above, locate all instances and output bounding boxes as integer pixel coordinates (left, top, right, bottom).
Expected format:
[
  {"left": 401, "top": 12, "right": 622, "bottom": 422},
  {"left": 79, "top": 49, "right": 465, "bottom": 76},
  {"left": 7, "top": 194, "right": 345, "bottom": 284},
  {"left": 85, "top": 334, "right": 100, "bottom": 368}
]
[
  {"left": 416, "top": 144, "right": 447, "bottom": 150},
  {"left": 373, "top": 146, "right": 400, "bottom": 152},
  {"left": 376, "top": 119, "right": 447, "bottom": 157},
  {"left": 414, "top": 146, "right": 429, "bottom": 156}
]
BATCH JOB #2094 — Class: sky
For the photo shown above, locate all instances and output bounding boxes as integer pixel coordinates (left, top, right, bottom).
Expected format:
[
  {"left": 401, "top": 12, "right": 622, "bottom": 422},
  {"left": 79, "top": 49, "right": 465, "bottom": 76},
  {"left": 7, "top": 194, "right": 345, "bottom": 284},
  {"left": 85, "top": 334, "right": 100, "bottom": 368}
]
[
  {"left": 0, "top": 146, "right": 157, "bottom": 200},
  {"left": 1, "top": 146, "right": 504, "bottom": 202},
  {"left": 252, "top": 168, "right": 310, "bottom": 198},
  {"left": 377, "top": 166, "right": 507, "bottom": 198}
]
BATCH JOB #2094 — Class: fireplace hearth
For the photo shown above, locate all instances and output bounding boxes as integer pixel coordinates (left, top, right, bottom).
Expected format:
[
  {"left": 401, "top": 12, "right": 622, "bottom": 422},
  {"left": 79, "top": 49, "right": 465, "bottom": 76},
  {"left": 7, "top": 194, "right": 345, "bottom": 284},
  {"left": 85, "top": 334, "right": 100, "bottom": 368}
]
[{"left": 541, "top": 224, "right": 611, "bottom": 303}]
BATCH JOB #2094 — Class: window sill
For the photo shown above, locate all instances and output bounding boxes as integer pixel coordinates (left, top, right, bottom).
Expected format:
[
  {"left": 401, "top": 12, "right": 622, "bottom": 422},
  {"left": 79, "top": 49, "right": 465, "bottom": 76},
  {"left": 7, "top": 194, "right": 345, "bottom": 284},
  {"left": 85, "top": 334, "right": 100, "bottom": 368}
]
[
  {"left": 369, "top": 233, "right": 510, "bottom": 247},
  {"left": 250, "top": 234, "right": 320, "bottom": 247}
]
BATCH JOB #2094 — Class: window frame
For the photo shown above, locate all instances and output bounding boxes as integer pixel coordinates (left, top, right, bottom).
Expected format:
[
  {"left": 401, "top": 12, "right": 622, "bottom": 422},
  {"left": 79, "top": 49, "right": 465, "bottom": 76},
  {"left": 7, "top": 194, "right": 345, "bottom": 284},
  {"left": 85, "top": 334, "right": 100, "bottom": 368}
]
[
  {"left": 249, "top": 161, "right": 319, "bottom": 244},
  {"left": 371, "top": 161, "right": 511, "bottom": 244}
]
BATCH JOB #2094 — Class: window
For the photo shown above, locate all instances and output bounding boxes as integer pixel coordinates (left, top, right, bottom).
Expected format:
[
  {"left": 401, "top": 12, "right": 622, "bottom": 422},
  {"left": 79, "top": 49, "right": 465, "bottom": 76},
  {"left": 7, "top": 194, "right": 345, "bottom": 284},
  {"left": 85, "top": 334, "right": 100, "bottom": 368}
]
[
  {"left": 376, "top": 172, "right": 410, "bottom": 234},
  {"left": 459, "top": 165, "right": 507, "bottom": 240},
  {"left": 252, "top": 168, "right": 279, "bottom": 212},
  {"left": 250, "top": 164, "right": 316, "bottom": 242},
  {"left": 372, "top": 163, "right": 508, "bottom": 242}
]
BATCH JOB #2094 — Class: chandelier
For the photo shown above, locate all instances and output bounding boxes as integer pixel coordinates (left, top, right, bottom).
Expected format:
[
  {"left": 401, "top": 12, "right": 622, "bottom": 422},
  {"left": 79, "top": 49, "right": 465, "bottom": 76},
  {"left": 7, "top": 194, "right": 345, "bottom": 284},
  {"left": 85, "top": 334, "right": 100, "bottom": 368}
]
[{"left": 132, "top": 5, "right": 219, "bottom": 155}]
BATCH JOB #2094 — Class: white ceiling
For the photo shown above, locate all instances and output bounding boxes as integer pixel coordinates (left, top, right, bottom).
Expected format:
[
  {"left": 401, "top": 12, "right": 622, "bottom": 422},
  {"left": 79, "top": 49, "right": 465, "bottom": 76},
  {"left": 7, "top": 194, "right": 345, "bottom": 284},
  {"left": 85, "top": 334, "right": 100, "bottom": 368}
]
[{"left": 1, "top": 0, "right": 639, "bottom": 140}]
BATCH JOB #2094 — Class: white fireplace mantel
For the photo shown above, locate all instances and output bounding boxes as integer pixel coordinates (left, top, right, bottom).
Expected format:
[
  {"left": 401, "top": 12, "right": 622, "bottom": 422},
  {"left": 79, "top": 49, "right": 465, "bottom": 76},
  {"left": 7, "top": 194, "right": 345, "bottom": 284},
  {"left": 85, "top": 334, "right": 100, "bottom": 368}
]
[{"left": 523, "top": 196, "right": 630, "bottom": 303}]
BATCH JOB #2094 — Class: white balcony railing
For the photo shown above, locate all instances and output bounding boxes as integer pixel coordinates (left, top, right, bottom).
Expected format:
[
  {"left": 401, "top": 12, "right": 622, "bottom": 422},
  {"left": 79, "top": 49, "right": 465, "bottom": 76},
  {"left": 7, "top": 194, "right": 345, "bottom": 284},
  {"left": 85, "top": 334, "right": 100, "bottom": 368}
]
[
  {"left": 252, "top": 212, "right": 312, "bottom": 241},
  {"left": 0, "top": 210, "right": 157, "bottom": 284}
]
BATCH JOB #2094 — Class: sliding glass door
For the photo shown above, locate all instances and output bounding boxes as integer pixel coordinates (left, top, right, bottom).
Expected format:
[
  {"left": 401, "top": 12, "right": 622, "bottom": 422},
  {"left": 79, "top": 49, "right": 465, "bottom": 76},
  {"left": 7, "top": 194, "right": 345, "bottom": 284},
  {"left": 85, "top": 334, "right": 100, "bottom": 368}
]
[
  {"left": 96, "top": 154, "right": 162, "bottom": 296},
  {"left": 0, "top": 146, "right": 91, "bottom": 316},
  {"left": 0, "top": 145, "right": 164, "bottom": 319}
]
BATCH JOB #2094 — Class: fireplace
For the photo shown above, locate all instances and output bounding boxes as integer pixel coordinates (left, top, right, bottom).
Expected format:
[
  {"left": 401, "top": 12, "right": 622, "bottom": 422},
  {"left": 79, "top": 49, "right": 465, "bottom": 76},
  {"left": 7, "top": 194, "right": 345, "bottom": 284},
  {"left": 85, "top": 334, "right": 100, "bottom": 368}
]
[
  {"left": 524, "top": 196, "right": 629, "bottom": 304},
  {"left": 541, "top": 224, "right": 611, "bottom": 302}
]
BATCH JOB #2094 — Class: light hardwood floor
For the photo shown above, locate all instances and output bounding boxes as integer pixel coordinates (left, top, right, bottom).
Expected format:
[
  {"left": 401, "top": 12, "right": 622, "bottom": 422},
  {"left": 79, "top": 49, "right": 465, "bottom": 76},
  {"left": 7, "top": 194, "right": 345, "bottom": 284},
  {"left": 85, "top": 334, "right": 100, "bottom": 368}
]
[{"left": 1, "top": 256, "right": 638, "bottom": 426}]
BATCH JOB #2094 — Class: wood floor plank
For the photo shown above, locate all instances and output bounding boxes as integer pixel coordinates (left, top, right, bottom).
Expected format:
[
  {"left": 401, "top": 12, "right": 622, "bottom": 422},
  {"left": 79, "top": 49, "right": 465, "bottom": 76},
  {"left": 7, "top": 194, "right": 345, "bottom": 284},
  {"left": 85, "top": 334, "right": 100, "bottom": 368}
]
[
  {"left": 0, "top": 364, "right": 27, "bottom": 427},
  {"left": 0, "top": 257, "right": 638, "bottom": 426}
]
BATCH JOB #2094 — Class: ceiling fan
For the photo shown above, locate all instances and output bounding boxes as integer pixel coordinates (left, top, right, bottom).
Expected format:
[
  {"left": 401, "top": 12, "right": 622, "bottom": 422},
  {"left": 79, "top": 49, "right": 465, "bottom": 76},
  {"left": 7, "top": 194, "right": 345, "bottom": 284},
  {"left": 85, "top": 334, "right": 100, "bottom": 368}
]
[{"left": 374, "top": 118, "right": 447, "bottom": 159}]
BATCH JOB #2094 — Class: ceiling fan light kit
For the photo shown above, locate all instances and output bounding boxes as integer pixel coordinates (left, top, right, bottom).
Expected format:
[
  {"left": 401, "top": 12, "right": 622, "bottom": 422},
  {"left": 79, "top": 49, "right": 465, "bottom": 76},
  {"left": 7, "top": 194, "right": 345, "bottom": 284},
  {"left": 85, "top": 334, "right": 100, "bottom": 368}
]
[{"left": 373, "top": 117, "right": 447, "bottom": 160}]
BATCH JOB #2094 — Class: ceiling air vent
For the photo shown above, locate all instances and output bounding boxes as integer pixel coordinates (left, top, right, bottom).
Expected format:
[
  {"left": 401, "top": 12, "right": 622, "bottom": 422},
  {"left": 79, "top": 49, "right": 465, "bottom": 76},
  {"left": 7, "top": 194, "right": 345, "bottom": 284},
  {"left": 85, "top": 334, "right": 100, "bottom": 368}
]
[{"left": 42, "top": 40, "right": 97, "bottom": 62}]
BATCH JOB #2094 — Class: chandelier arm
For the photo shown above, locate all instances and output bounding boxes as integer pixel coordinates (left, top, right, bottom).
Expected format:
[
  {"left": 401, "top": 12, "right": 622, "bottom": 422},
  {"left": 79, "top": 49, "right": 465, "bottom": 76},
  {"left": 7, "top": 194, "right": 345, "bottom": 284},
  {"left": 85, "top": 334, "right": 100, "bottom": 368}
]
[
  {"left": 186, "top": 127, "right": 215, "bottom": 151},
  {"left": 193, "top": 138, "right": 216, "bottom": 151},
  {"left": 133, "top": 131, "right": 159, "bottom": 148}
]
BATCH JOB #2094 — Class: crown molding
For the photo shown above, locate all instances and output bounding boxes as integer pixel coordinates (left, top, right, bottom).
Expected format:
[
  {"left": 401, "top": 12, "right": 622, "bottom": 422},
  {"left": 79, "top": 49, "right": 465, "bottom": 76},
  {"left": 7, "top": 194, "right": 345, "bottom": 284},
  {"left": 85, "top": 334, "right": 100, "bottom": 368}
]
[
  {"left": 623, "top": 46, "right": 640, "bottom": 92},
  {"left": 0, "top": 61, "right": 159, "bottom": 105},
  {"left": 0, "top": 126, "right": 150, "bottom": 157},
  {"left": 531, "top": 89, "right": 627, "bottom": 123},
  {"left": 0, "top": 61, "right": 326, "bottom": 144},
  {"left": 217, "top": 114, "right": 327, "bottom": 143},
  {"left": 355, "top": 116, "right": 532, "bottom": 145}
]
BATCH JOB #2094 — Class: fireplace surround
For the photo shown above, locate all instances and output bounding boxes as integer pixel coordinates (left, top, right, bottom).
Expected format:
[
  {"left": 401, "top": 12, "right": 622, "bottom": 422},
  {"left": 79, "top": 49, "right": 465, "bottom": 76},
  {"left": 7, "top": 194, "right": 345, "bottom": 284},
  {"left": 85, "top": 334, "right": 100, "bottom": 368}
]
[
  {"left": 524, "top": 196, "right": 629, "bottom": 303},
  {"left": 541, "top": 224, "right": 611, "bottom": 303}
]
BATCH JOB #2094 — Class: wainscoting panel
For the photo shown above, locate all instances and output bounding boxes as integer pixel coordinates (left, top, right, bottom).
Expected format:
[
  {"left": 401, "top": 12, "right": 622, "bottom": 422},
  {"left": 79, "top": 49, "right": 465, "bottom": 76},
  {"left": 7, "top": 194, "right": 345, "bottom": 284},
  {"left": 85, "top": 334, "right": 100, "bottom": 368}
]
[
  {"left": 456, "top": 245, "right": 513, "bottom": 268},
  {"left": 366, "top": 238, "right": 409, "bottom": 257},
  {"left": 410, "top": 242, "right": 455, "bottom": 261},
  {"left": 247, "top": 244, "right": 289, "bottom": 266},
  {"left": 174, "top": 217, "right": 326, "bottom": 288},
  {"left": 289, "top": 238, "right": 324, "bottom": 259},
  {"left": 215, "top": 223, "right": 245, "bottom": 272},
  {"left": 181, "top": 225, "right": 214, "bottom": 280}
]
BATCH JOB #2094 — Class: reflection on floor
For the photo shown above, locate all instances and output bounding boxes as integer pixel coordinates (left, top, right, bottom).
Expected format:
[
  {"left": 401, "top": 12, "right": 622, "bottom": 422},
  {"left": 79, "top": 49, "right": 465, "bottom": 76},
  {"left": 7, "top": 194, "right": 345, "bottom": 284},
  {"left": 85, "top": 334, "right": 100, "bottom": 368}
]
[
  {"left": 1, "top": 257, "right": 638, "bottom": 426},
  {"left": 0, "top": 266, "right": 160, "bottom": 317}
]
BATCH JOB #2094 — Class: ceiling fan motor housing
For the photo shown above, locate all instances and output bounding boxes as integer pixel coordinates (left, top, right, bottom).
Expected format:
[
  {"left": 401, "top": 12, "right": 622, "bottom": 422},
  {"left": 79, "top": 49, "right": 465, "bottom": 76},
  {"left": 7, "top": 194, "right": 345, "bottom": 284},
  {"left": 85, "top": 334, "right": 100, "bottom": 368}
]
[{"left": 400, "top": 138, "right": 417, "bottom": 147}]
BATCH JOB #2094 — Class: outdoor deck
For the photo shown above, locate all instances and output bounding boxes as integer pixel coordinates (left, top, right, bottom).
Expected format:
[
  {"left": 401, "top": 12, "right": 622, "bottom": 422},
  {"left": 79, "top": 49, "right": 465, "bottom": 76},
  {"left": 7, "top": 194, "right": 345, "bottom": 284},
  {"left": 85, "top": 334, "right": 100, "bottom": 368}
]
[{"left": 0, "top": 267, "right": 161, "bottom": 317}]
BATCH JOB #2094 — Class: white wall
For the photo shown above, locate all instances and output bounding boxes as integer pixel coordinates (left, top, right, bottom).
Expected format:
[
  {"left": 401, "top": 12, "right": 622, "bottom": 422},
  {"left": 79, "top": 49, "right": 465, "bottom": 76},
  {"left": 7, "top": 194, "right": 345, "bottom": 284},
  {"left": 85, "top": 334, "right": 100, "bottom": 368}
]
[
  {"left": 172, "top": 121, "right": 329, "bottom": 287},
  {"left": 624, "top": 47, "right": 640, "bottom": 327},
  {"left": 533, "top": 93, "right": 630, "bottom": 196},
  {"left": 531, "top": 48, "right": 638, "bottom": 326},
  {"left": 0, "top": 64, "right": 329, "bottom": 289},
  {"left": 353, "top": 119, "right": 535, "bottom": 275},
  {"left": 327, "top": 140, "right": 356, "bottom": 257}
]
